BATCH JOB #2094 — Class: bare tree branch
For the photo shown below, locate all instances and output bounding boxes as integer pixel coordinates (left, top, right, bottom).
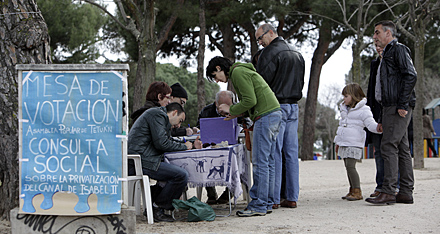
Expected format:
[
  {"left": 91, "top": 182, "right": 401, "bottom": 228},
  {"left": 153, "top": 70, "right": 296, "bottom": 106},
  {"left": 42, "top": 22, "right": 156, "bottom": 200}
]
[
  {"left": 382, "top": 0, "right": 415, "bottom": 40},
  {"left": 324, "top": 38, "right": 344, "bottom": 63},
  {"left": 207, "top": 32, "right": 224, "bottom": 55},
  {"left": 122, "top": 0, "right": 142, "bottom": 27},
  {"left": 156, "top": 0, "right": 184, "bottom": 52},
  {"left": 81, "top": 0, "right": 141, "bottom": 39}
]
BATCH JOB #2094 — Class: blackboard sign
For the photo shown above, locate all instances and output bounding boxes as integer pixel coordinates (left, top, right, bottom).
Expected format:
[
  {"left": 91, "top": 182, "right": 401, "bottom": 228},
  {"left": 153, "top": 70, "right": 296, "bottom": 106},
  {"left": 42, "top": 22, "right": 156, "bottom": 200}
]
[{"left": 18, "top": 65, "right": 128, "bottom": 215}]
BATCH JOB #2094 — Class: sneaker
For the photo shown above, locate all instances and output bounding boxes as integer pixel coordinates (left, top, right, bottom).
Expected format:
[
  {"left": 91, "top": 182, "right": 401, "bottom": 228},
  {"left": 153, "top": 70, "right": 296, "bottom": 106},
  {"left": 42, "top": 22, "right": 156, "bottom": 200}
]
[
  {"left": 152, "top": 206, "right": 174, "bottom": 222},
  {"left": 236, "top": 209, "right": 266, "bottom": 217}
]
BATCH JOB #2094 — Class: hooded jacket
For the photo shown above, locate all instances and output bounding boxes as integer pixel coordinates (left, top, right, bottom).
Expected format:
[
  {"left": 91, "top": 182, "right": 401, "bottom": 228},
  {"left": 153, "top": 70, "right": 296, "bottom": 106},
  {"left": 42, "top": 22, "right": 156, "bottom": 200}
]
[
  {"left": 334, "top": 98, "right": 380, "bottom": 148},
  {"left": 256, "top": 37, "right": 305, "bottom": 104},
  {"left": 228, "top": 62, "right": 280, "bottom": 121},
  {"left": 128, "top": 106, "right": 187, "bottom": 171},
  {"left": 379, "top": 39, "right": 417, "bottom": 110}
]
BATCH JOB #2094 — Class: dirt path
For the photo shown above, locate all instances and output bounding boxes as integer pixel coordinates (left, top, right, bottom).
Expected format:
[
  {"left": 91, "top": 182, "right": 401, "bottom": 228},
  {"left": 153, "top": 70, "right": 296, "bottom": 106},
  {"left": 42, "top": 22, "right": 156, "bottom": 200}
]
[
  {"left": 136, "top": 158, "right": 440, "bottom": 233},
  {"left": 1, "top": 158, "right": 439, "bottom": 233}
]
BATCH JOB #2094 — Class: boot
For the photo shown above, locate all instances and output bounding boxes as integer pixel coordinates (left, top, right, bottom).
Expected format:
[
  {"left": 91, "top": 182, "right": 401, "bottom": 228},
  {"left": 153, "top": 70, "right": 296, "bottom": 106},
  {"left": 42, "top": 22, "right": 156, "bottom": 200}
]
[
  {"left": 206, "top": 186, "right": 218, "bottom": 204},
  {"left": 216, "top": 188, "right": 230, "bottom": 204},
  {"left": 341, "top": 187, "right": 353, "bottom": 200},
  {"left": 346, "top": 188, "right": 363, "bottom": 201},
  {"left": 152, "top": 206, "right": 174, "bottom": 222},
  {"left": 365, "top": 192, "right": 396, "bottom": 204}
]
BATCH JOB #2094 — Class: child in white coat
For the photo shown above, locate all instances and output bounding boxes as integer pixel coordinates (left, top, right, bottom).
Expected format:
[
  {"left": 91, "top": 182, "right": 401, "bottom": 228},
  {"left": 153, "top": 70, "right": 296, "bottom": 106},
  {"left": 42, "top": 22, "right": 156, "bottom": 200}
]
[{"left": 334, "top": 83, "right": 381, "bottom": 201}]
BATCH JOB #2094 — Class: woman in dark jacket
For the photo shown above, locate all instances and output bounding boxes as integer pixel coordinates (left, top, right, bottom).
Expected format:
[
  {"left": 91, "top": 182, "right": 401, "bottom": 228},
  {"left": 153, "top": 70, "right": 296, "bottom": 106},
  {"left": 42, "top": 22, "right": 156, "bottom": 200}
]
[{"left": 130, "top": 81, "right": 172, "bottom": 125}]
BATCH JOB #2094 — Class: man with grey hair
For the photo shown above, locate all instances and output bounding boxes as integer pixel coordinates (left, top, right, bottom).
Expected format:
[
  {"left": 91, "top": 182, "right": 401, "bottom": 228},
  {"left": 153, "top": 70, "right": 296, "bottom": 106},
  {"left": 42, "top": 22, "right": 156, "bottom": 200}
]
[
  {"left": 254, "top": 23, "right": 305, "bottom": 209},
  {"left": 196, "top": 90, "right": 236, "bottom": 127},
  {"left": 365, "top": 20, "right": 416, "bottom": 205},
  {"left": 196, "top": 90, "right": 235, "bottom": 204}
]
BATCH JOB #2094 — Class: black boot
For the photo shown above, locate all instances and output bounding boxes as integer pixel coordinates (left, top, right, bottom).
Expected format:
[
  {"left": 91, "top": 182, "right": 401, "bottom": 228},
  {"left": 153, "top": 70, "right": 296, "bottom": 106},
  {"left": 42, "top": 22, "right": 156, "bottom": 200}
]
[
  {"left": 206, "top": 186, "right": 218, "bottom": 204},
  {"left": 151, "top": 206, "right": 174, "bottom": 222},
  {"left": 217, "top": 188, "right": 231, "bottom": 204}
]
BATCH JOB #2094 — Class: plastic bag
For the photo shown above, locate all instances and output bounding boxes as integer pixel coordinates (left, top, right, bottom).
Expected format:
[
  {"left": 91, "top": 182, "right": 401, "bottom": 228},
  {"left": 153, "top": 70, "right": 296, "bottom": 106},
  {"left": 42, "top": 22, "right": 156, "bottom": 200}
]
[{"left": 172, "top": 196, "right": 216, "bottom": 222}]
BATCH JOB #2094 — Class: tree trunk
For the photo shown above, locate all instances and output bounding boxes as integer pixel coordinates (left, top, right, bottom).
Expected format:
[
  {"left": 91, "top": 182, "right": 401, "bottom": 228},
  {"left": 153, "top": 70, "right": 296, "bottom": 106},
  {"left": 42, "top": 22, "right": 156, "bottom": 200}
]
[
  {"left": 132, "top": 1, "right": 156, "bottom": 111},
  {"left": 350, "top": 36, "right": 363, "bottom": 85},
  {"left": 300, "top": 24, "right": 331, "bottom": 161},
  {"left": 405, "top": 0, "right": 432, "bottom": 169},
  {"left": 240, "top": 21, "right": 259, "bottom": 57},
  {"left": 0, "top": 0, "right": 51, "bottom": 220},
  {"left": 412, "top": 36, "right": 426, "bottom": 169},
  {"left": 349, "top": 0, "right": 364, "bottom": 85},
  {"left": 218, "top": 24, "right": 236, "bottom": 91},
  {"left": 197, "top": 0, "right": 206, "bottom": 112}
]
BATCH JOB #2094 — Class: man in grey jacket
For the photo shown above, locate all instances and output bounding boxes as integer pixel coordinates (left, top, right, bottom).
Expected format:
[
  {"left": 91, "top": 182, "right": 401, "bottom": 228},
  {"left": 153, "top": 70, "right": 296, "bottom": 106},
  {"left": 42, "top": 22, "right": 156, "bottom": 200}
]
[{"left": 128, "top": 102, "right": 202, "bottom": 221}]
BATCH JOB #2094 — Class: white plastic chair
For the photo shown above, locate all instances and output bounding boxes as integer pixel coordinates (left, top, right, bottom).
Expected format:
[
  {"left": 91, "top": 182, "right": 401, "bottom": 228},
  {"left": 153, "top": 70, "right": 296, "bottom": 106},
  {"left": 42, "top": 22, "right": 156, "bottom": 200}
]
[{"left": 127, "top": 154, "right": 154, "bottom": 224}]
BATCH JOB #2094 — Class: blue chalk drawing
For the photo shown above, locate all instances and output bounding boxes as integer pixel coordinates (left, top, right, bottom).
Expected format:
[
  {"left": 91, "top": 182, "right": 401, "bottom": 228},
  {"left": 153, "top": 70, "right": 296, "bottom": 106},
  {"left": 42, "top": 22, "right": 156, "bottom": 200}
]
[{"left": 21, "top": 72, "right": 123, "bottom": 215}]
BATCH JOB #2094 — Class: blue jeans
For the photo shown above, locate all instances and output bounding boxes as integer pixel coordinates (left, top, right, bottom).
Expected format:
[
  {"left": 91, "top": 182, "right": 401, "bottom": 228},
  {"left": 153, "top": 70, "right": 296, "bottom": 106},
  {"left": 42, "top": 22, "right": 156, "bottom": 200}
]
[
  {"left": 129, "top": 161, "right": 188, "bottom": 210},
  {"left": 246, "top": 110, "right": 281, "bottom": 213},
  {"left": 274, "top": 104, "right": 300, "bottom": 203},
  {"left": 371, "top": 133, "right": 384, "bottom": 192}
]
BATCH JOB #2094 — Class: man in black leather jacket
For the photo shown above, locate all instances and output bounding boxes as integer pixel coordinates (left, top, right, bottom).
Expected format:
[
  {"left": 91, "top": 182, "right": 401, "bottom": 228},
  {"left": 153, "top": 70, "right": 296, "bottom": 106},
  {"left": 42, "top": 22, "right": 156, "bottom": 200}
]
[
  {"left": 366, "top": 20, "right": 416, "bottom": 205},
  {"left": 255, "top": 23, "right": 305, "bottom": 209}
]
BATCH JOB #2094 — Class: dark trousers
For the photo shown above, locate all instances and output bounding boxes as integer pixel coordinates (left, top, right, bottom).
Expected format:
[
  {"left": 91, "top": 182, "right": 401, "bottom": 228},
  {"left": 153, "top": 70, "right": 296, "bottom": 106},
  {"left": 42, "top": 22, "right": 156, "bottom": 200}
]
[
  {"left": 371, "top": 133, "right": 384, "bottom": 191},
  {"left": 381, "top": 106, "right": 414, "bottom": 196},
  {"left": 426, "top": 139, "right": 438, "bottom": 156},
  {"left": 129, "top": 161, "right": 188, "bottom": 210}
]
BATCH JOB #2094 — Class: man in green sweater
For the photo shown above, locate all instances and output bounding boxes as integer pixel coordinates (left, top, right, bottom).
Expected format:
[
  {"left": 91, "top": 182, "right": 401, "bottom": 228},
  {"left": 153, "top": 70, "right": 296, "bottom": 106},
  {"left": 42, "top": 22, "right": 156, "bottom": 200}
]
[{"left": 206, "top": 56, "right": 282, "bottom": 217}]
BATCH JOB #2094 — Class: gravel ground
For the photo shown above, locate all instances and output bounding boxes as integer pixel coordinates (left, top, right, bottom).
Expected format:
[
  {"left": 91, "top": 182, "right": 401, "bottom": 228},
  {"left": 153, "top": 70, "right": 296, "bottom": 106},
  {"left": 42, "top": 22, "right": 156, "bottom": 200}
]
[
  {"left": 2, "top": 158, "right": 439, "bottom": 234},
  {"left": 136, "top": 158, "right": 440, "bottom": 234}
]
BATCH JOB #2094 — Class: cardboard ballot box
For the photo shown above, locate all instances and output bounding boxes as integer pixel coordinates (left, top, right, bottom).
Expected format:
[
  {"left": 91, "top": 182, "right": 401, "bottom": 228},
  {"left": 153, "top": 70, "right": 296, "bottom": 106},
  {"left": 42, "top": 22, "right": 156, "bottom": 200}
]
[{"left": 200, "top": 117, "right": 240, "bottom": 145}]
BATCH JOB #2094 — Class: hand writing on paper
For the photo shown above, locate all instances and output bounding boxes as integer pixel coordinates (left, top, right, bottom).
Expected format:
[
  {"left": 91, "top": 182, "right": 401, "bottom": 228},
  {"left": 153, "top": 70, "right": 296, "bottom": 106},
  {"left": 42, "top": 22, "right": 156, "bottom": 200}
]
[
  {"left": 186, "top": 127, "right": 194, "bottom": 136},
  {"left": 184, "top": 141, "right": 193, "bottom": 150}
]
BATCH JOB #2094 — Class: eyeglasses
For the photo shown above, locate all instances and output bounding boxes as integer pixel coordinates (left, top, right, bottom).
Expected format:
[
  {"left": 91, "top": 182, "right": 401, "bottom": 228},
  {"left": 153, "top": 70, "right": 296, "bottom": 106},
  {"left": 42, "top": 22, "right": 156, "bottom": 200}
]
[
  {"left": 164, "top": 94, "right": 171, "bottom": 99},
  {"left": 256, "top": 30, "right": 269, "bottom": 42}
]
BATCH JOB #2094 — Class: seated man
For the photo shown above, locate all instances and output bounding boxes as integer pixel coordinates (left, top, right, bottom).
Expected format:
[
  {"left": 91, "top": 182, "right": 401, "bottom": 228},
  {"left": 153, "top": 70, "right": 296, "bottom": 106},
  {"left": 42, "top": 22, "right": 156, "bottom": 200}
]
[
  {"left": 196, "top": 90, "right": 234, "bottom": 127},
  {"left": 128, "top": 102, "right": 202, "bottom": 222},
  {"left": 197, "top": 90, "right": 252, "bottom": 204}
]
